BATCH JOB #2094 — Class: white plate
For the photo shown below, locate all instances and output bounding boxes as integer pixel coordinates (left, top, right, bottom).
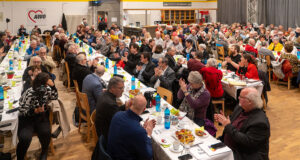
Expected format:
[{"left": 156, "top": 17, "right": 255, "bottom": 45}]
[
  {"left": 196, "top": 131, "right": 209, "bottom": 139},
  {"left": 159, "top": 138, "right": 170, "bottom": 145},
  {"left": 169, "top": 144, "right": 184, "bottom": 153}
]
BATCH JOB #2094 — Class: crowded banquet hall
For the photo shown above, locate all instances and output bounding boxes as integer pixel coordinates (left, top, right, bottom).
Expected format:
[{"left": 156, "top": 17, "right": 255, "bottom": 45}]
[{"left": 0, "top": 0, "right": 300, "bottom": 160}]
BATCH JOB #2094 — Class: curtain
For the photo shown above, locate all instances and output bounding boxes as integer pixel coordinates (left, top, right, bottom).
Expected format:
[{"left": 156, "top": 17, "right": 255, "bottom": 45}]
[
  {"left": 258, "top": 0, "right": 300, "bottom": 28},
  {"left": 217, "top": 0, "right": 247, "bottom": 25}
]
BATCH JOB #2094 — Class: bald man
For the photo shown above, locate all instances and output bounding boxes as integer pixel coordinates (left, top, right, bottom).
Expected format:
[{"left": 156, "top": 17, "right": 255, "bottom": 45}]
[
  {"left": 107, "top": 95, "right": 155, "bottom": 160},
  {"left": 215, "top": 88, "right": 270, "bottom": 160},
  {"left": 82, "top": 65, "right": 106, "bottom": 113}
]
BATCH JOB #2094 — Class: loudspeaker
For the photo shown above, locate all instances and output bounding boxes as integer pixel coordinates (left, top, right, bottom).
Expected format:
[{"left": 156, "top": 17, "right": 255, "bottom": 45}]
[{"left": 6, "top": 18, "right": 10, "bottom": 23}]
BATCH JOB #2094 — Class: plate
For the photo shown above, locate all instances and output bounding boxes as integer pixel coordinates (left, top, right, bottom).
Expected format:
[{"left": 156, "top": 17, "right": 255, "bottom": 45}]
[
  {"left": 159, "top": 138, "right": 170, "bottom": 145},
  {"left": 169, "top": 145, "right": 184, "bottom": 153}
]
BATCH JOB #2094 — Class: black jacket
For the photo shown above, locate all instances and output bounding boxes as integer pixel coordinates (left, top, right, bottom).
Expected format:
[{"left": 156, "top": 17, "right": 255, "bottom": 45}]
[
  {"left": 95, "top": 91, "right": 125, "bottom": 141},
  {"left": 71, "top": 63, "right": 92, "bottom": 91},
  {"left": 150, "top": 67, "right": 176, "bottom": 91},
  {"left": 165, "top": 54, "right": 181, "bottom": 73},
  {"left": 124, "top": 52, "right": 141, "bottom": 75},
  {"left": 139, "top": 44, "right": 152, "bottom": 53},
  {"left": 219, "top": 107, "right": 270, "bottom": 160},
  {"left": 133, "top": 62, "right": 155, "bottom": 85}
]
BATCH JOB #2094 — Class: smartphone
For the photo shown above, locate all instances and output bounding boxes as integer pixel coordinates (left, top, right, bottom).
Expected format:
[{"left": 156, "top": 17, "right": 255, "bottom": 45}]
[
  {"left": 210, "top": 142, "right": 226, "bottom": 150},
  {"left": 178, "top": 154, "right": 192, "bottom": 160}
]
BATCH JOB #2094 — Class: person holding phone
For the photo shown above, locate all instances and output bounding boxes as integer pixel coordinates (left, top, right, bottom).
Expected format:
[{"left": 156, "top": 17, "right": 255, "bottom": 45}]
[{"left": 17, "top": 72, "right": 58, "bottom": 160}]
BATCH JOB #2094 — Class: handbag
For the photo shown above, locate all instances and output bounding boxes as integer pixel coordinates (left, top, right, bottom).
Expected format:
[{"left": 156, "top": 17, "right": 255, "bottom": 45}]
[
  {"left": 271, "top": 59, "right": 285, "bottom": 79},
  {"left": 257, "top": 57, "right": 268, "bottom": 73}
]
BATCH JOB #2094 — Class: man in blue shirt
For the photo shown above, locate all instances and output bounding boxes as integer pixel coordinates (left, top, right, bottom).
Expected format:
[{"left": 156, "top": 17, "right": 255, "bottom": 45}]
[
  {"left": 82, "top": 65, "right": 106, "bottom": 113},
  {"left": 25, "top": 40, "right": 40, "bottom": 61},
  {"left": 107, "top": 95, "right": 156, "bottom": 160}
]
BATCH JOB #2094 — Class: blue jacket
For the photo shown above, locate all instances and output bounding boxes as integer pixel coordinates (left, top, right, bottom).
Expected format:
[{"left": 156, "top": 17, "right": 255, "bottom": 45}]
[
  {"left": 107, "top": 109, "right": 153, "bottom": 160},
  {"left": 82, "top": 73, "right": 105, "bottom": 113}
]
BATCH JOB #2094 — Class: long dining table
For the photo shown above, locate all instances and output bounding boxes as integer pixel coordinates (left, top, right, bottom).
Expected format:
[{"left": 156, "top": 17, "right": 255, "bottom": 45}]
[{"left": 78, "top": 39, "right": 234, "bottom": 160}]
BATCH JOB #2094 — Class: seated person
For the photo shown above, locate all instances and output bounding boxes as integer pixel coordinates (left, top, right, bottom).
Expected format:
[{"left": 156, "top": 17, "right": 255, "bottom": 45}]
[
  {"left": 177, "top": 71, "right": 211, "bottom": 127},
  {"left": 268, "top": 37, "right": 283, "bottom": 52},
  {"left": 95, "top": 77, "right": 130, "bottom": 141},
  {"left": 71, "top": 53, "right": 94, "bottom": 91},
  {"left": 165, "top": 47, "right": 182, "bottom": 73},
  {"left": 123, "top": 43, "right": 140, "bottom": 75},
  {"left": 118, "top": 41, "right": 129, "bottom": 57},
  {"left": 18, "top": 24, "right": 28, "bottom": 36},
  {"left": 280, "top": 41, "right": 300, "bottom": 74},
  {"left": 200, "top": 58, "right": 224, "bottom": 99},
  {"left": 198, "top": 44, "right": 210, "bottom": 61},
  {"left": 22, "top": 66, "right": 41, "bottom": 94},
  {"left": 230, "top": 53, "right": 259, "bottom": 80},
  {"left": 223, "top": 45, "right": 242, "bottom": 72},
  {"left": 215, "top": 88, "right": 270, "bottom": 160},
  {"left": 169, "top": 36, "right": 184, "bottom": 54},
  {"left": 152, "top": 44, "right": 165, "bottom": 65},
  {"left": 187, "top": 51, "right": 205, "bottom": 72},
  {"left": 244, "top": 38, "right": 258, "bottom": 57},
  {"left": 133, "top": 52, "right": 155, "bottom": 85},
  {"left": 107, "top": 95, "right": 155, "bottom": 160},
  {"left": 17, "top": 73, "right": 58, "bottom": 160},
  {"left": 25, "top": 40, "right": 40, "bottom": 61},
  {"left": 182, "top": 39, "right": 196, "bottom": 57},
  {"left": 150, "top": 57, "right": 176, "bottom": 91},
  {"left": 37, "top": 47, "right": 56, "bottom": 72},
  {"left": 258, "top": 41, "right": 275, "bottom": 61},
  {"left": 82, "top": 65, "right": 106, "bottom": 113}
]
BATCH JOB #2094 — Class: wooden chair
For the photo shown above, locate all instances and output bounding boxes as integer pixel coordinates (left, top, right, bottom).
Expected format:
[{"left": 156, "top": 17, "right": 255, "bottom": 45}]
[
  {"left": 157, "top": 87, "right": 173, "bottom": 105},
  {"left": 77, "top": 91, "right": 92, "bottom": 142},
  {"left": 217, "top": 46, "right": 225, "bottom": 61},
  {"left": 262, "top": 94, "right": 267, "bottom": 110},
  {"left": 276, "top": 74, "right": 297, "bottom": 90},
  {"left": 212, "top": 98, "right": 225, "bottom": 115},
  {"left": 45, "top": 33, "right": 51, "bottom": 48},
  {"left": 53, "top": 45, "right": 62, "bottom": 63},
  {"left": 265, "top": 55, "right": 272, "bottom": 83},
  {"left": 90, "top": 110, "right": 98, "bottom": 146},
  {"left": 65, "top": 62, "right": 71, "bottom": 91}
]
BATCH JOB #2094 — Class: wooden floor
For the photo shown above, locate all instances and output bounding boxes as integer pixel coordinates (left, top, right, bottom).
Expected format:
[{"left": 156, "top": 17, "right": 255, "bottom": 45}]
[{"left": 2, "top": 68, "right": 300, "bottom": 159}]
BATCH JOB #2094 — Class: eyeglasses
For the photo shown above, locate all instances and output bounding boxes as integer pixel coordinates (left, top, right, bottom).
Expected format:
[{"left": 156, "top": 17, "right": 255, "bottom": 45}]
[{"left": 239, "top": 96, "right": 249, "bottom": 100}]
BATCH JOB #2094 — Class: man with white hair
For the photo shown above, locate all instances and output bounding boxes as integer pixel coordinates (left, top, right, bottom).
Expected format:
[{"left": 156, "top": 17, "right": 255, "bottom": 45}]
[
  {"left": 25, "top": 40, "right": 40, "bottom": 61},
  {"left": 170, "top": 36, "right": 183, "bottom": 54},
  {"left": 37, "top": 47, "right": 56, "bottom": 72},
  {"left": 72, "top": 53, "right": 92, "bottom": 91},
  {"left": 154, "top": 31, "right": 163, "bottom": 46},
  {"left": 215, "top": 87, "right": 270, "bottom": 160}
]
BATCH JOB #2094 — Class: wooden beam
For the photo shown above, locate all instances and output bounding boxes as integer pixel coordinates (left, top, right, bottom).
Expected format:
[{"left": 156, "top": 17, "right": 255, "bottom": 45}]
[{"left": 123, "top": 8, "right": 217, "bottom": 11}]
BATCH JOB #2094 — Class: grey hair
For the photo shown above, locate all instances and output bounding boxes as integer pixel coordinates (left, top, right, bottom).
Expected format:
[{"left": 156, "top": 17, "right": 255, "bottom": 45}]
[
  {"left": 199, "top": 44, "right": 206, "bottom": 50},
  {"left": 30, "top": 40, "right": 37, "bottom": 44},
  {"left": 76, "top": 54, "right": 85, "bottom": 63},
  {"left": 272, "top": 36, "right": 279, "bottom": 41},
  {"left": 107, "top": 76, "right": 124, "bottom": 90},
  {"left": 207, "top": 58, "right": 218, "bottom": 68},
  {"left": 245, "top": 87, "right": 263, "bottom": 109},
  {"left": 39, "top": 47, "right": 47, "bottom": 52},
  {"left": 188, "top": 71, "right": 203, "bottom": 84},
  {"left": 161, "top": 57, "right": 169, "bottom": 65}
]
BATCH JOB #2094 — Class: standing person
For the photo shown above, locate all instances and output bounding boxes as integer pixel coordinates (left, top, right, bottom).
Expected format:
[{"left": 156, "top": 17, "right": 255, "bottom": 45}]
[
  {"left": 215, "top": 88, "right": 270, "bottom": 160},
  {"left": 107, "top": 95, "right": 155, "bottom": 160},
  {"left": 98, "top": 18, "right": 107, "bottom": 32},
  {"left": 17, "top": 72, "right": 58, "bottom": 160}
]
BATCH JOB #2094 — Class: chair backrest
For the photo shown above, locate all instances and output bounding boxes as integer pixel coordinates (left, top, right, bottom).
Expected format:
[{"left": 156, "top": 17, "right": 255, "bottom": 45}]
[
  {"left": 77, "top": 91, "right": 91, "bottom": 122},
  {"left": 157, "top": 86, "right": 173, "bottom": 105},
  {"left": 217, "top": 46, "right": 225, "bottom": 60},
  {"left": 99, "top": 135, "right": 112, "bottom": 160},
  {"left": 73, "top": 80, "right": 79, "bottom": 93},
  {"left": 53, "top": 45, "right": 61, "bottom": 58},
  {"left": 265, "top": 55, "right": 271, "bottom": 67},
  {"left": 90, "top": 110, "right": 98, "bottom": 145}
]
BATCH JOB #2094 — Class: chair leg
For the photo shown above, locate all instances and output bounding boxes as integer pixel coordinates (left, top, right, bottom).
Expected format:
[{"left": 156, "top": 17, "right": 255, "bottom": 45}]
[
  {"left": 67, "top": 78, "right": 70, "bottom": 91},
  {"left": 78, "top": 116, "right": 81, "bottom": 133},
  {"left": 87, "top": 124, "right": 90, "bottom": 143},
  {"left": 288, "top": 77, "right": 291, "bottom": 90},
  {"left": 50, "top": 139, "right": 55, "bottom": 155},
  {"left": 221, "top": 101, "right": 225, "bottom": 116},
  {"left": 268, "top": 71, "right": 271, "bottom": 83}
]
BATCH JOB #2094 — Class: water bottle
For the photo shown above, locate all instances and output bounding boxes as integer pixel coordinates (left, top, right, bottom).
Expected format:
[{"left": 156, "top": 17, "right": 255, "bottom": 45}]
[
  {"left": 155, "top": 94, "right": 161, "bottom": 112},
  {"left": 89, "top": 47, "right": 93, "bottom": 54},
  {"left": 9, "top": 59, "right": 14, "bottom": 71},
  {"left": 164, "top": 107, "right": 170, "bottom": 129},
  {"left": 0, "top": 86, "right": 3, "bottom": 100},
  {"left": 218, "top": 63, "right": 222, "bottom": 70},
  {"left": 114, "top": 64, "right": 117, "bottom": 75},
  {"left": 297, "top": 51, "right": 300, "bottom": 60},
  {"left": 105, "top": 58, "right": 109, "bottom": 69},
  {"left": 186, "top": 53, "right": 190, "bottom": 61},
  {"left": 131, "top": 76, "right": 136, "bottom": 90}
]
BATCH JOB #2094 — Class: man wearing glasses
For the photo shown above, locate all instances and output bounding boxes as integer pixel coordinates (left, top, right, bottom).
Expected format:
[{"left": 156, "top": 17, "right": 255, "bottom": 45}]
[{"left": 215, "top": 88, "right": 270, "bottom": 160}]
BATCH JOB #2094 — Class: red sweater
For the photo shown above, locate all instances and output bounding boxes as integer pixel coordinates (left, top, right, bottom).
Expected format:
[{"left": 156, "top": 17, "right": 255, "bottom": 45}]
[
  {"left": 236, "top": 63, "right": 259, "bottom": 80},
  {"left": 200, "top": 67, "right": 224, "bottom": 98},
  {"left": 244, "top": 44, "right": 258, "bottom": 57}
]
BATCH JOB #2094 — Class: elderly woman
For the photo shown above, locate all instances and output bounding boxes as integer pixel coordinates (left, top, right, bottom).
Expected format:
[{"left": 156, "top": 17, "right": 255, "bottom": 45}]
[
  {"left": 280, "top": 41, "right": 300, "bottom": 75},
  {"left": 17, "top": 72, "right": 58, "bottom": 160},
  {"left": 200, "top": 58, "right": 224, "bottom": 98},
  {"left": 177, "top": 71, "right": 211, "bottom": 126},
  {"left": 267, "top": 37, "right": 283, "bottom": 52}
]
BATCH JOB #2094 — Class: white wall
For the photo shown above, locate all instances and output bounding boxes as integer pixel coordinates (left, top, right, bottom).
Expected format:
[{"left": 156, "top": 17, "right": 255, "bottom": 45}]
[
  {"left": 121, "top": 1, "right": 217, "bottom": 26},
  {"left": 0, "top": 1, "right": 90, "bottom": 34}
]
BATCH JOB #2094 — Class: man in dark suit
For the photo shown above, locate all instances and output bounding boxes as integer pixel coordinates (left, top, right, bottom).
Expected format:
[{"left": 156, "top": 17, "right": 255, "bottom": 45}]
[
  {"left": 150, "top": 57, "right": 176, "bottom": 91},
  {"left": 71, "top": 54, "right": 92, "bottom": 91},
  {"left": 215, "top": 88, "right": 270, "bottom": 160},
  {"left": 82, "top": 65, "right": 106, "bottom": 113},
  {"left": 133, "top": 52, "right": 155, "bottom": 85},
  {"left": 95, "top": 77, "right": 130, "bottom": 141},
  {"left": 123, "top": 43, "right": 140, "bottom": 75},
  {"left": 165, "top": 47, "right": 182, "bottom": 73}
]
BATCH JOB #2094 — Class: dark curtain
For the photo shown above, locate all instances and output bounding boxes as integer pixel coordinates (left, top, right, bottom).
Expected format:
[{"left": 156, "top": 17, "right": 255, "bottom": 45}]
[
  {"left": 217, "top": 0, "right": 247, "bottom": 25},
  {"left": 258, "top": 0, "right": 300, "bottom": 28},
  {"left": 61, "top": 13, "right": 68, "bottom": 32}
]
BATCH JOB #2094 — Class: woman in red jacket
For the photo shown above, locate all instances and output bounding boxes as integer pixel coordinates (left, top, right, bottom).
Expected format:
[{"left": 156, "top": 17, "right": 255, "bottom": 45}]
[
  {"left": 200, "top": 58, "right": 224, "bottom": 98},
  {"left": 235, "top": 53, "right": 259, "bottom": 80}
]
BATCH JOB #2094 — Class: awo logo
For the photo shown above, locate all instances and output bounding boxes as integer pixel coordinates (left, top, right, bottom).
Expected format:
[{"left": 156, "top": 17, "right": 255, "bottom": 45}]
[{"left": 27, "top": 8, "right": 47, "bottom": 25}]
